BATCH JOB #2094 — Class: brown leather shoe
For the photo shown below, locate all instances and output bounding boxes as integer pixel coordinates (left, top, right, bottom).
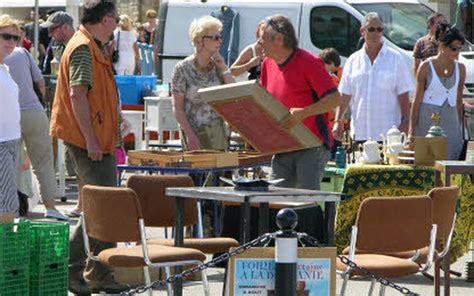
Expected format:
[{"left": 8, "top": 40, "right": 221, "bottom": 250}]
[
  {"left": 69, "top": 278, "right": 92, "bottom": 295},
  {"left": 86, "top": 273, "right": 130, "bottom": 294}
]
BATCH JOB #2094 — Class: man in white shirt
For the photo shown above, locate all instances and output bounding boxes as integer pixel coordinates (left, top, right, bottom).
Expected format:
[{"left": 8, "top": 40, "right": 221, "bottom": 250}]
[{"left": 333, "top": 12, "right": 414, "bottom": 143}]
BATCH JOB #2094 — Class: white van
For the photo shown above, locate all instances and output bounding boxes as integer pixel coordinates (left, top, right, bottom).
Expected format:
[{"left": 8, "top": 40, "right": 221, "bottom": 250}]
[{"left": 155, "top": 0, "right": 474, "bottom": 98}]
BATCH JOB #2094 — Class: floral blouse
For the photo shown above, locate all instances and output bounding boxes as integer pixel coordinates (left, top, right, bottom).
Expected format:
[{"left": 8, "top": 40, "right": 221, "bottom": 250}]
[{"left": 171, "top": 55, "right": 224, "bottom": 129}]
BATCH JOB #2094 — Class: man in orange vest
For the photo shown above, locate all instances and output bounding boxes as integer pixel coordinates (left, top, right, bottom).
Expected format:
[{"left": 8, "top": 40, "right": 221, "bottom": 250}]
[{"left": 49, "top": 0, "right": 126, "bottom": 293}]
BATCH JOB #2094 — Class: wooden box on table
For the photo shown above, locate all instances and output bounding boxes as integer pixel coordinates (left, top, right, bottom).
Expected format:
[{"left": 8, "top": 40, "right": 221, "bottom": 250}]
[
  {"left": 127, "top": 150, "right": 239, "bottom": 168},
  {"left": 197, "top": 80, "right": 321, "bottom": 155},
  {"left": 413, "top": 137, "right": 448, "bottom": 166}
]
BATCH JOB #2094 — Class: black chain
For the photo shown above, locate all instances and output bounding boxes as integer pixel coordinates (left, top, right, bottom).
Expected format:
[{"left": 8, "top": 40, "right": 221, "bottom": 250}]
[
  {"left": 120, "top": 233, "right": 274, "bottom": 295},
  {"left": 298, "top": 233, "right": 420, "bottom": 296},
  {"left": 121, "top": 231, "right": 419, "bottom": 295}
]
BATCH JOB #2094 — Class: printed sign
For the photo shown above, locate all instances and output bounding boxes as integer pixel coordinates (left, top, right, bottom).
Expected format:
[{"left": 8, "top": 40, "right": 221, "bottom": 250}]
[{"left": 227, "top": 247, "right": 336, "bottom": 296}]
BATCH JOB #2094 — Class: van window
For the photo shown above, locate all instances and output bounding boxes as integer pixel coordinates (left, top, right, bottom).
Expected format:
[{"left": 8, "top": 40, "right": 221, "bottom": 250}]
[
  {"left": 310, "top": 6, "right": 360, "bottom": 57},
  {"left": 353, "top": 3, "right": 433, "bottom": 51}
]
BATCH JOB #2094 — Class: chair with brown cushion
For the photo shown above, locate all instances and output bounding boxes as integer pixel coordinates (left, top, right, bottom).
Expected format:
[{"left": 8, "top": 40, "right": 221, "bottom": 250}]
[
  {"left": 341, "top": 186, "right": 460, "bottom": 292},
  {"left": 126, "top": 174, "right": 239, "bottom": 255},
  {"left": 428, "top": 186, "right": 459, "bottom": 296},
  {"left": 81, "top": 185, "right": 209, "bottom": 296},
  {"left": 337, "top": 195, "right": 437, "bottom": 296}
]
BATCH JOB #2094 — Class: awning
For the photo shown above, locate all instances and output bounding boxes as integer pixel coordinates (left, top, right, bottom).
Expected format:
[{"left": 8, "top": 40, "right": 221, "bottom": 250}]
[{"left": 0, "top": 0, "right": 67, "bottom": 8}]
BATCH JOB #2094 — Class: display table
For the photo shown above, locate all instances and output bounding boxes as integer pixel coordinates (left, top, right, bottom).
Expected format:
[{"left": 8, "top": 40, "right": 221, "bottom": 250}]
[
  {"left": 122, "top": 110, "right": 144, "bottom": 150},
  {"left": 165, "top": 186, "right": 341, "bottom": 296},
  {"left": 143, "top": 96, "right": 180, "bottom": 148},
  {"left": 166, "top": 186, "right": 342, "bottom": 245},
  {"left": 335, "top": 164, "right": 474, "bottom": 262}
]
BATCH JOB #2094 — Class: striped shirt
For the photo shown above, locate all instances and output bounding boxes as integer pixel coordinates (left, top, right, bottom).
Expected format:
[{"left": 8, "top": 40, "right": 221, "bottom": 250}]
[
  {"left": 70, "top": 45, "right": 93, "bottom": 88},
  {"left": 70, "top": 39, "right": 107, "bottom": 88}
]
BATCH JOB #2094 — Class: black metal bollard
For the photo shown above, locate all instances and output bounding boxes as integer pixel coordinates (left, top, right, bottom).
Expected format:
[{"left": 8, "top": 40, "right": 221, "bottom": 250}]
[{"left": 274, "top": 208, "right": 298, "bottom": 296}]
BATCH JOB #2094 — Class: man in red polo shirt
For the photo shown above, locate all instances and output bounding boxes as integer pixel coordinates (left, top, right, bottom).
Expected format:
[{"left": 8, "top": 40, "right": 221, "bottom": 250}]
[{"left": 259, "top": 15, "right": 340, "bottom": 190}]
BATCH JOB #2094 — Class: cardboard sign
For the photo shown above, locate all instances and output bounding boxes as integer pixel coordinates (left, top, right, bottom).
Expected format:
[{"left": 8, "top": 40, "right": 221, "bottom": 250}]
[
  {"left": 198, "top": 81, "right": 321, "bottom": 155},
  {"left": 226, "top": 247, "right": 336, "bottom": 296}
]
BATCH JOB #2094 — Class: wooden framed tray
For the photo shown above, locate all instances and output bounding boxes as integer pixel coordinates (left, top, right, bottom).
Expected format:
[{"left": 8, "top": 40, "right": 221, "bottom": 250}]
[
  {"left": 237, "top": 151, "right": 272, "bottom": 166},
  {"left": 198, "top": 80, "right": 321, "bottom": 155},
  {"left": 127, "top": 150, "right": 239, "bottom": 168}
]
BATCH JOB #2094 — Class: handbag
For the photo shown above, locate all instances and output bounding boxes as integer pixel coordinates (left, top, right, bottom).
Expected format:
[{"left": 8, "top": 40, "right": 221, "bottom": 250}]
[
  {"left": 112, "top": 31, "right": 120, "bottom": 63},
  {"left": 23, "top": 48, "right": 45, "bottom": 106}
]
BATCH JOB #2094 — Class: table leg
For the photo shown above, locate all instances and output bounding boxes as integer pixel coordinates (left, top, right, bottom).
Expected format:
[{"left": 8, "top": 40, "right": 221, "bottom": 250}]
[
  {"left": 324, "top": 202, "right": 336, "bottom": 246},
  {"left": 174, "top": 197, "right": 185, "bottom": 296},
  {"left": 443, "top": 251, "right": 451, "bottom": 296},
  {"left": 435, "top": 170, "right": 441, "bottom": 187},
  {"left": 258, "top": 202, "right": 269, "bottom": 235},
  {"left": 116, "top": 169, "right": 123, "bottom": 186},
  {"left": 434, "top": 258, "right": 440, "bottom": 296},
  {"left": 241, "top": 200, "right": 251, "bottom": 243},
  {"left": 444, "top": 173, "right": 451, "bottom": 187}
]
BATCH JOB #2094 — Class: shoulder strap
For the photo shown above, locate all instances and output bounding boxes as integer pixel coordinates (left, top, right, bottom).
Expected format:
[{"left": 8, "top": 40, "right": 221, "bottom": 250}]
[{"left": 22, "top": 48, "right": 35, "bottom": 81}]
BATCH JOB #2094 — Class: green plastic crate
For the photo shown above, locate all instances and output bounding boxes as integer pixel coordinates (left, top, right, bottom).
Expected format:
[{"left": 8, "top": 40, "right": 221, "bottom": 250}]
[
  {"left": 0, "top": 219, "right": 30, "bottom": 295},
  {"left": 0, "top": 266, "right": 29, "bottom": 296},
  {"left": 29, "top": 222, "right": 69, "bottom": 265},
  {"left": 29, "top": 222, "right": 69, "bottom": 296},
  {"left": 0, "top": 219, "right": 30, "bottom": 270},
  {"left": 29, "top": 260, "right": 68, "bottom": 296}
]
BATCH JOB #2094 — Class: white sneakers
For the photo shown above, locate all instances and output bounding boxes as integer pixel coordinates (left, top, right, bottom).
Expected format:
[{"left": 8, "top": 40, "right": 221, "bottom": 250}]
[{"left": 45, "top": 208, "right": 70, "bottom": 221}]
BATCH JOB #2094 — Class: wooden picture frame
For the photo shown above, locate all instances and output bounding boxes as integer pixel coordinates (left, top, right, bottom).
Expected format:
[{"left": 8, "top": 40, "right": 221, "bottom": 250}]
[
  {"left": 226, "top": 247, "right": 336, "bottom": 296},
  {"left": 198, "top": 81, "right": 321, "bottom": 155}
]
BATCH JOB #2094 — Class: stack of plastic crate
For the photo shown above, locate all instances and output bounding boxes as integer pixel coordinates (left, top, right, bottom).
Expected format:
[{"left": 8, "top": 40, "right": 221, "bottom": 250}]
[
  {"left": 29, "top": 221, "right": 69, "bottom": 296},
  {"left": 0, "top": 219, "right": 30, "bottom": 296}
]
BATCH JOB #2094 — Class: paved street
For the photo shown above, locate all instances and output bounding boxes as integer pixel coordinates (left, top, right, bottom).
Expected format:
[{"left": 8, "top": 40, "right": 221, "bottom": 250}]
[{"left": 26, "top": 178, "right": 474, "bottom": 295}]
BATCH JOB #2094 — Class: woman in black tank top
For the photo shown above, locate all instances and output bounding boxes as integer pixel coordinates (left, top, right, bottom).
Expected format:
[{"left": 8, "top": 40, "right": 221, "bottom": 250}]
[{"left": 230, "top": 21, "right": 265, "bottom": 80}]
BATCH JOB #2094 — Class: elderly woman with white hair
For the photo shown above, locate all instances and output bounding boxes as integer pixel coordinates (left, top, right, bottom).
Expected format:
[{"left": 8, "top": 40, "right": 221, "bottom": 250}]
[
  {"left": 113, "top": 14, "right": 140, "bottom": 75},
  {"left": 171, "top": 15, "right": 234, "bottom": 151}
]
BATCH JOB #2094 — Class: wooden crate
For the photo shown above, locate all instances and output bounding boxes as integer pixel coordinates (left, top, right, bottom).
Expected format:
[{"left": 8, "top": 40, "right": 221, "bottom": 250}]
[
  {"left": 414, "top": 137, "right": 448, "bottom": 166},
  {"left": 127, "top": 150, "right": 239, "bottom": 168},
  {"left": 198, "top": 80, "right": 321, "bottom": 155},
  {"left": 237, "top": 151, "right": 273, "bottom": 166}
]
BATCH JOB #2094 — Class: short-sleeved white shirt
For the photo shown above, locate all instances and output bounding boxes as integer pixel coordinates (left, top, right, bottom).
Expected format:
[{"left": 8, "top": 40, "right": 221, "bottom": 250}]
[
  {"left": 0, "top": 64, "right": 20, "bottom": 142},
  {"left": 339, "top": 43, "right": 414, "bottom": 141}
]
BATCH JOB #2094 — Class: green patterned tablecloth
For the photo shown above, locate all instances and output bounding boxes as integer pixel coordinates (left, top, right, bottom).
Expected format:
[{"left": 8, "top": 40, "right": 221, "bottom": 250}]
[{"left": 334, "top": 164, "right": 474, "bottom": 262}]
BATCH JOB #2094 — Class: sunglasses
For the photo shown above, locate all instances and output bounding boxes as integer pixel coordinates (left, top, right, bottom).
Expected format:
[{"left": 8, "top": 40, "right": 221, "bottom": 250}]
[
  {"left": 266, "top": 17, "right": 285, "bottom": 35},
  {"left": 367, "top": 27, "right": 384, "bottom": 33},
  {"left": 0, "top": 33, "right": 20, "bottom": 42},
  {"left": 447, "top": 44, "right": 462, "bottom": 52},
  {"left": 203, "top": 34, "right": 222, "bottom": 41}
]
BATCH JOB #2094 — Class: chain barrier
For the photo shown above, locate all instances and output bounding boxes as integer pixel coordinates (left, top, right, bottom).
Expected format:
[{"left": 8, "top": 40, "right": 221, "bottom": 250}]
[
  {"left": 120, "top": 233, "right": 274, "bottom": 295},
  {"left": 298, "top": 233, "right": 420, "bottom": 296},
  {"left": 120, "top": 230, "right": 419, "bottom": 295}
]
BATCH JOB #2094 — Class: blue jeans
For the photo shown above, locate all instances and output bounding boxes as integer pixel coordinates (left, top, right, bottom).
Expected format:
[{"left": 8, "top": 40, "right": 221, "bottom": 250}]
[{"left": 271, "top": 146, "right": 330, "bottom": 190}]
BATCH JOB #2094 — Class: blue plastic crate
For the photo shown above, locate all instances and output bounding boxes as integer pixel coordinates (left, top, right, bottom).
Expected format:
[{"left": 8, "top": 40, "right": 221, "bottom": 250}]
[{"left": 115, "top": 75, "right": 157, "bottom": 105}]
